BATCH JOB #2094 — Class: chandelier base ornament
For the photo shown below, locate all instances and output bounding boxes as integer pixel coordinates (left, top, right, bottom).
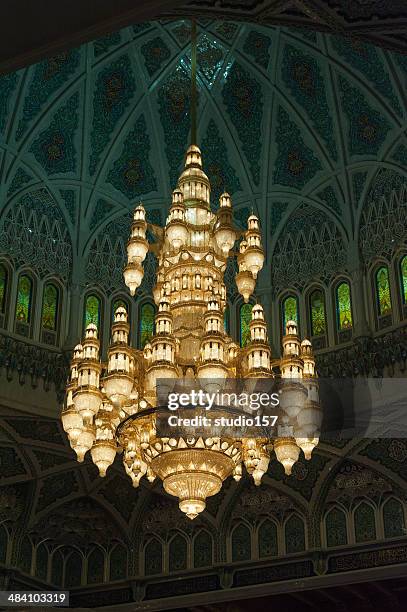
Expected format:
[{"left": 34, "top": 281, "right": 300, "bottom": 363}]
[{"left": 63, "top": 144, "right": 321, "bottom": 519}]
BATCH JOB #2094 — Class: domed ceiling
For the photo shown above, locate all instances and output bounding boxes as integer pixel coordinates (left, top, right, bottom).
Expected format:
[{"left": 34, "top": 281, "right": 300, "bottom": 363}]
[{"left": 0, "top": 19, "right": 405, "bottom": 289}]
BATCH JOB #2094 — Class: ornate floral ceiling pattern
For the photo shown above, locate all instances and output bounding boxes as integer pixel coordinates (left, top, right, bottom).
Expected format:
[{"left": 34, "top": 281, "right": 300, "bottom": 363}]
[{"left": 0, "top": 20, "right": 405, "bottom": 287}]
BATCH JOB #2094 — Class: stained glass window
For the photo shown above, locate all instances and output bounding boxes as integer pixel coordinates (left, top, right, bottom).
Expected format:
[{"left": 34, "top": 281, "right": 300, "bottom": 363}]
[
  {"left": 41, "top": 283, "right": 58, "bottom": 330},
  {"left": 193, "top": 530, "right": 213, "bottom": 568},
  {"left": 400, "top": 256, "right": 407, "bottom": 305},
  {"left": 354, "top": 502, "right": 376, "bottom": 542},
  {"left": 282, "top": 296, "right": 298, "bottom": 333},
  {"left": 375, "top": 267, "right": 392, "bottom": 316},
  {"left": 224, "top": 304, "right": 230, "bottom": 334},
  {"left": 35, "top": 543, "right": 48, "bottom": 580},
  {"left": 15, "top": 275, "right": 33, "bottom": 323},
  {"left": 325, "top": 508, "right": 347, "bottom": 547},
  {"left": 51, "top": 550, "right": 63, "bottom": 586},
  {"left": 310, "top": 289, "right": 326, "bottom": 336},
  {"left": 139, "top": 303, "right": 155, "bottom": 348},
  {"left": 0, "top": 525, "right": 7, "bottom": 563},
  {"left": 144, "top": 539, "right": 162, "bottom": 575},
  {"left": 240, "top": 303, "right": 253, "bottom": 348},
  {"left": 169, "top": 534, "right": 187, "bottom": 571},
  {"left": 336, "top": 282, "right": 353, "bottom": 330},
  {"left": 232, "top": 523, "right": 251, "bottom": 561},
  {"left": 109, "top": 545, "right": 127, "bottom": 581},
  {"left": 64, "top": 551, "right": 82, "bottom": 588},
  {"left": 19, "top": 536, "right": 32, "bottom": 574},
  {"left": 383, "top": 498, "right": 405, "bottom": 538},
  {"left": 112, "top": 298, "right": 128, "bottom": 321},
  {"left": 285, "top": 514, "right": 305, "bottom": 553},
  {"left": 258, "top": 520, "right": 278, "bottom": 558},
  {"left": 87, "top": 547, "right": 104, "bottom": 584},
  {"left": 0, "top": 265, "right": 7, "bottom": 314},
  {"left": 84, "top": 295, "right": 101, "bottom": 330}
]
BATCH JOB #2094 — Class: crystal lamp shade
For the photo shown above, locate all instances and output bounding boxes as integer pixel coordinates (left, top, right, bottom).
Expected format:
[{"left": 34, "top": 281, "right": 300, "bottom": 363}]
[
  {"left": 123, "top": 262, "right": 144, "bottom": 295},
  {"left": 236, "top": 269, "right": 256, "bottom": 303}
]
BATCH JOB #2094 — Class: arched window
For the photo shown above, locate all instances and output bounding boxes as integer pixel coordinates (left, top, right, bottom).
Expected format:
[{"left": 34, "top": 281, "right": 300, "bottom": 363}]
[
  {"left": 169, "top": 534, "right": 187, "bottom": 572},
  {"left": 0, "top": 524, "right": 8, "bottom": 563},
  {"left": 240, "top": 303, "right": 253, "bottom": 347},
  {"left": 325, "top": 507, "right": 347, "bottom": 547},
  {"left": 112, "top": 298, "right": 128, "bottom": 321},
  {"left": 308, "top": 288, "right": 326, "bottom": 349},
  {"left": 109, "top": 544, "right": 127, "bottom": 581},
  {"left": 375, "top": 266, "right": 392, "bottom": 320},
  {"left": 383, "top": 498, "right": 405, "bottom": 538},
  {"left": 139, "top": 302, "right": 155, "bottom": 348},
  {"left": 144, "top": 538, "right": 162, "bottom": 576},
  {"left": 0, "top": 264, "right": 8, "bottom": 328},
  {"left": 231, "top": 523, "right": 251, "bottom": 562},
  {"left": 336, "top": 282, "right": 353, "bottom": 333},
  {"left": 224, "top": 304, "right": 230, "bottom": 334},
  {"left": 193, "top": 530, "right": 213, "bottom": 568},
  {"left": 41, "top": 283, "right": 59, "bottom": 345},
  {"left": 354, "top": 502, "right": 376, "bottom": 543},
  {"left": 285, "top": 514, "right": 305, "bottom": 553},
  {"left": 258, "top": 519, "right": 278, "bottom": 558},
  {"left": 310, "top": 289, "right": 326, "bottom": 337},
  {"left": 64, "top": 550, "right": 82, "bottom": 588},
  {"left": 51, "top": 550, "right": 64, "bottom": 586},
  {"left": 400, "top": 255, "right": 407, "bottom": 317},
  {"left": 15, "top": 274, "right": 33, "bottom": 337},
  {"left": 35, "top": 543, "right": 48, "bottom": 580},
  {"left": 87, "top": 546, "right": 105, "bottom": 584},
  {"left": 19, "top": 536, "right": 33, "bottom": 574},
  {"left": 84, "top": 294, "right": 101, "bottom": 331},
  {"left": 282, "top": 295, "right": 298, "bottom": 335}
]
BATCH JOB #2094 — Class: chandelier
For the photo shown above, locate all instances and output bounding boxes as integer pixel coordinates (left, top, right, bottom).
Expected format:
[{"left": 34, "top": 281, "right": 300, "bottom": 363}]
[
  {"left": 62, "top": 22, "right": 320, "bottom": 519},
  {"left": 62, "top": 142, "right": 321, "bottom": 519}
]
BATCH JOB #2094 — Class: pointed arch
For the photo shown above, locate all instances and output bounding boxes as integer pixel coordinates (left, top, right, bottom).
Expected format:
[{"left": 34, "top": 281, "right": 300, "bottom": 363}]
[
  {"left": 308, "top": 285, "right": 327, "bottom": 349},
  {"left": 383, "top": 497, "right": 405, "bottom": 538},
  {"left": 374, "top": 264, "right": 393, "bottom": 329},
  {"left": 144, "top": 537, "right": 163, "bottom": 576},
  {"left": 193, "top": 529, "right": 213, "bottom": 568},
  {"left": 83, "top": 292, "right": 102, "bottom": 332},
  {"left": 354, "top": 501, "right": 376, "bottom": 543},
  {"left": 109, "top": 543, "right": 127, "bottom": 581},
  {"left": 0, "top": 524, "right": 8, "bottom": 563},
  {"left": 19, "top": 535, "right": 33, "bottom": 574},
  {"left": 334, "top": 279, "right": 353, "bottom": 343},
  {"left": 168, "top": 532, "right": 188, "bottom": 572},
  {"left": 64, "top": 548, "right": 83, "bottom": 588},
  {"left": 40, "top": 280, "right": 61, "bottom": 345},
  {"left": 35, "top": 542, "right": 49, "bottom": 580},
  {"left": 285, "top": 513, "right": 306, "bottom": 553},
  {"left": 0, "top": 261, "right": 11, "bottom": 329},
  {"left": 51, "top": 548, "right": 64, "bottom": 586},
  {"left": 87, "top": 545, "right": 105, "bottom": 584},
  {"left": 399, "top": 254, "right": 407, "bottom": 319},
  {"left": 138, "top": 301, "right": 155, "bottom": 348},
  {"left": 281, "top": 294, "right": 299, "bottom": 336},
  {"left": 231, "top": 522, "right": 251, "bottom": 562},
  {"left": 15, "top": 272, "right": 35, "bottom": 337},
  {"left": 325, "top": 506, "right": 348, "bottom": 547},
  {"left": 258, "top": 518, "right": 278, "bottom": 558}
]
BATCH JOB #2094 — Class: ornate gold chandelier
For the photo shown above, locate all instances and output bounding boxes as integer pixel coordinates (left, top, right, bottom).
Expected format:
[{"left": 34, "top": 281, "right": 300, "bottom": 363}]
[{"left": 62, "top": 143, "right": 321, "bottom": 519}]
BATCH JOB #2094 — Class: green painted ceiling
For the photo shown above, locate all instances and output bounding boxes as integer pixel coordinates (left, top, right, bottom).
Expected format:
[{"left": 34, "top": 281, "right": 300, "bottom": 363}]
[{"left": 0, "top": 19, "right": 405, "bottom": 287}]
